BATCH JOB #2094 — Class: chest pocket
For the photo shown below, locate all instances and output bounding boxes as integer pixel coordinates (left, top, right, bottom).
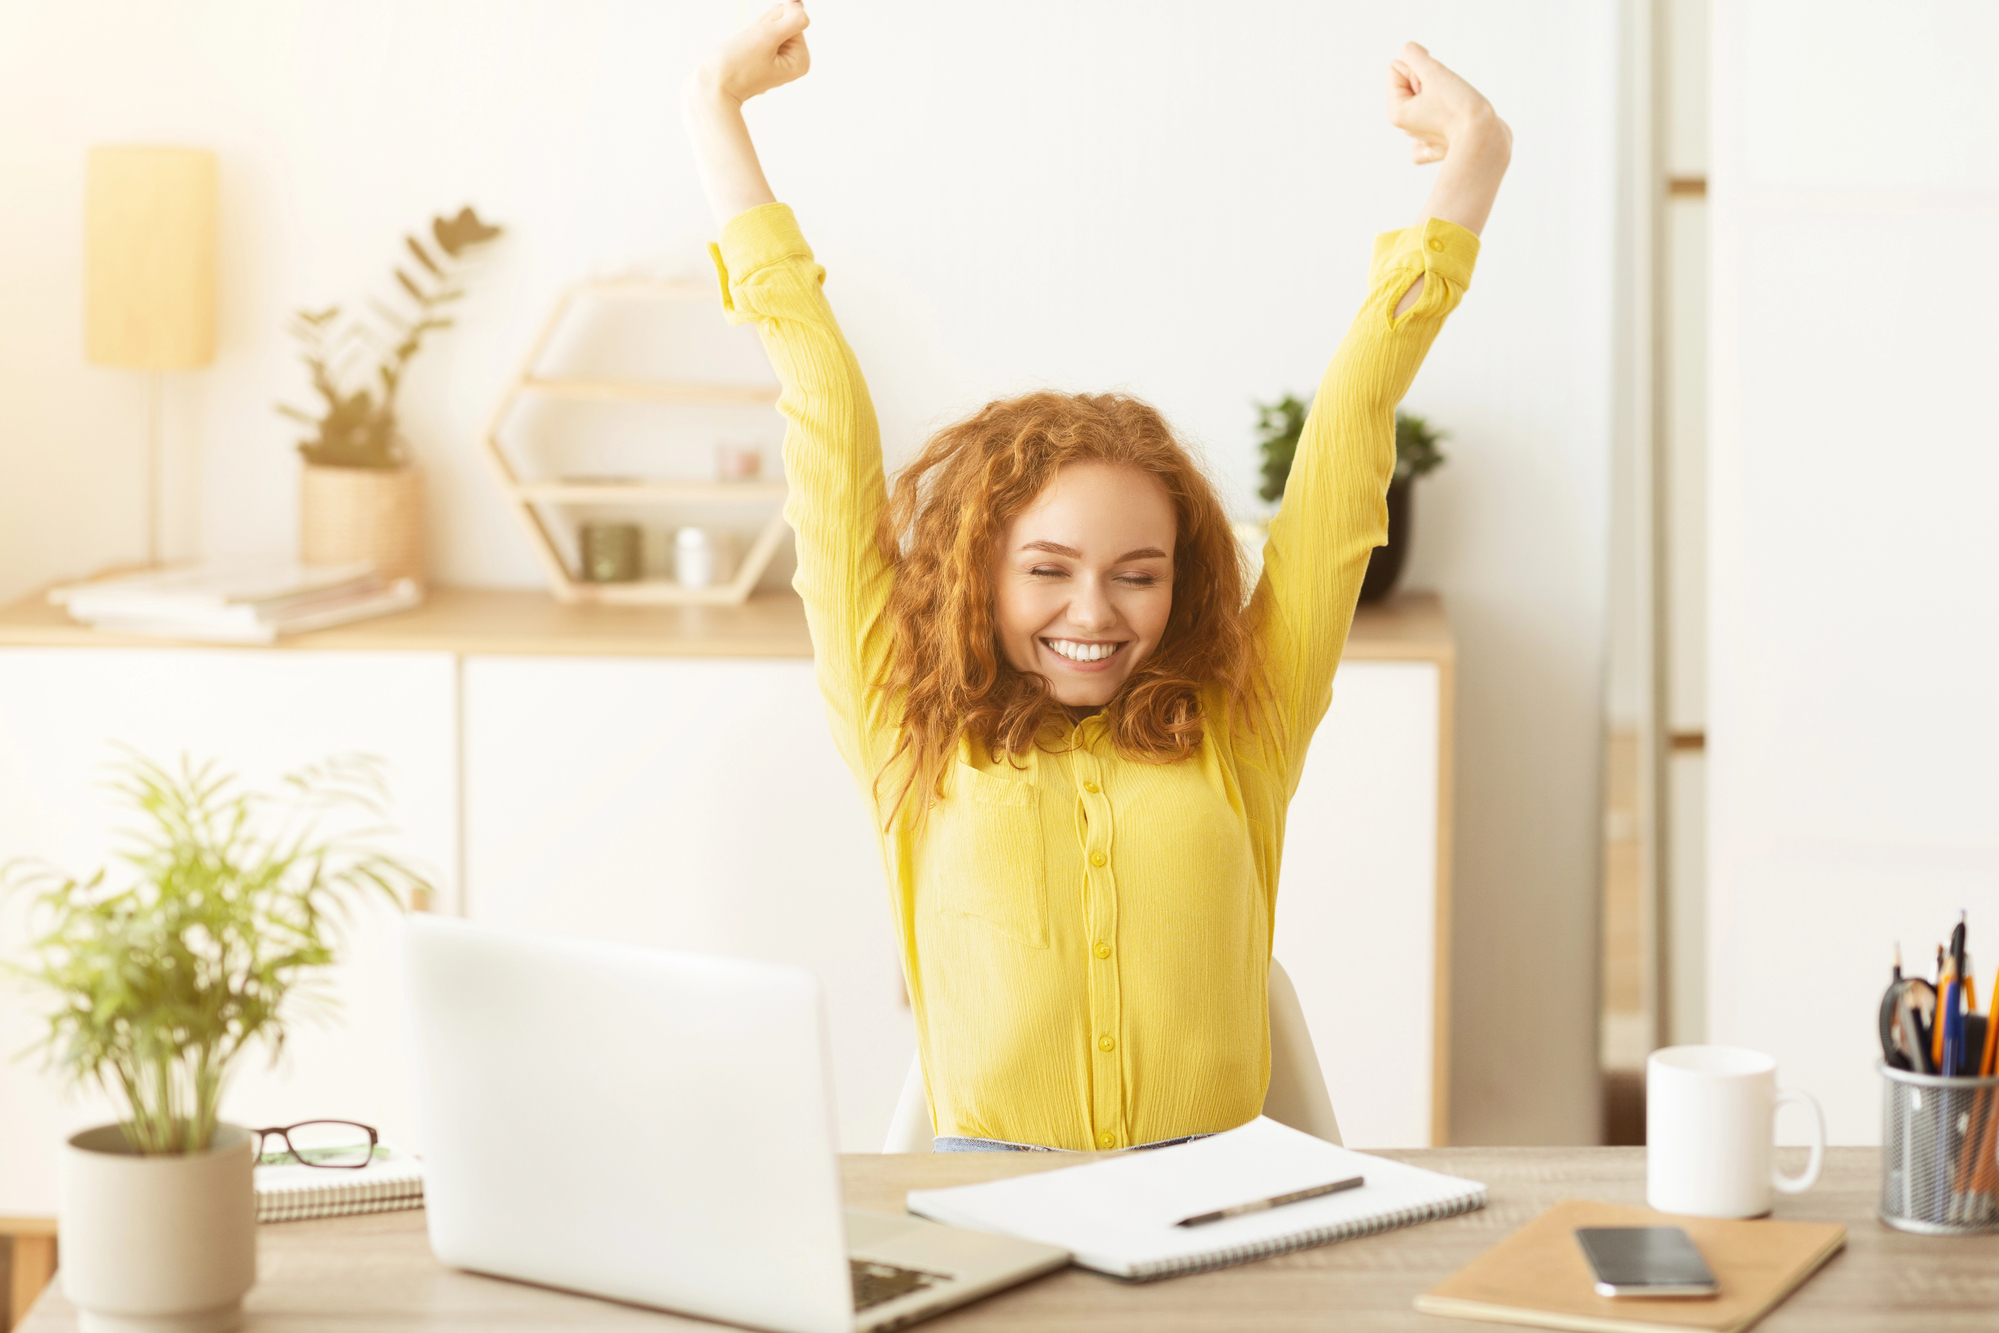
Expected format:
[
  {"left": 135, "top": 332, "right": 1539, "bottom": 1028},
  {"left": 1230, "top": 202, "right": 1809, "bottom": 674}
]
[{"left": 918, "top": 763, "right": 1050, "bottom": 949}]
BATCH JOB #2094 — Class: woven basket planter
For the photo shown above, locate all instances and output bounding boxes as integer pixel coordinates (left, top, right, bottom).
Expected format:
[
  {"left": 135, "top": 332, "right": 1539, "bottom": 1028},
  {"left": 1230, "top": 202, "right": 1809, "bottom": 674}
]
[{"left": 299, "top": 464, "right": 425, "bottom": 585}]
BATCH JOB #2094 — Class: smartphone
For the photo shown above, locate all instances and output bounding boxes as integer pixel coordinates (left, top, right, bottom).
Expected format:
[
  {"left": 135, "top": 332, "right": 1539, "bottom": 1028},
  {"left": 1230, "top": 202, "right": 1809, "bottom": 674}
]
[{"left": 1573, "top": 1226, "right": 1719, "bottom": 1298}]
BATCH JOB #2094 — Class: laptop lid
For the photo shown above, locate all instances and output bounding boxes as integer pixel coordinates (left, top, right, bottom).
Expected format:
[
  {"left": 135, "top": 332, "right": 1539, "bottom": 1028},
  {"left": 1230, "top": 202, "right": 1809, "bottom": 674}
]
[{"left": 403, "top": 914, "right": 853, "bottom": 1333}]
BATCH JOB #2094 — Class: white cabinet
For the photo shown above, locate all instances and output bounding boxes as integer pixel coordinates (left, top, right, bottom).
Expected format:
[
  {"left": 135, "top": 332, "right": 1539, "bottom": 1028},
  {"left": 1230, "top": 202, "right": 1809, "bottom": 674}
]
[
  {"left": 1277, "top": 660, "right": 1446, "bottom": 1148},
  {"left": 0, "top": 648, "right": 455, "bottom": 1214},
  {"left": 460, "top": 656, "right": 912, "bottom": 1153}
]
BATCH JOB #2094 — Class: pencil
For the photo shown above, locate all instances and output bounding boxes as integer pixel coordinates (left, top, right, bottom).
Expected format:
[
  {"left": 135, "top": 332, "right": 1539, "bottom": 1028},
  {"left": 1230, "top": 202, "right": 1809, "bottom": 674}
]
[
  {"left": 1983, "top": 970, "right": 1999, "bottom": 1078},
  {"left": 1973, "top": 969, "right": 1999, "bottom": 1210},
  {"left": 1935, "top": 953, "right": 1955, "bottom": 1071}
]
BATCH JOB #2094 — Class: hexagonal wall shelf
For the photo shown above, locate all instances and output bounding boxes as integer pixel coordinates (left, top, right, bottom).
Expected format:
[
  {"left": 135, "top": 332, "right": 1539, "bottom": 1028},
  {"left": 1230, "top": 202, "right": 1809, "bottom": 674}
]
[{"left": 481, "top": 276, "right": 788, "bottom": 605}]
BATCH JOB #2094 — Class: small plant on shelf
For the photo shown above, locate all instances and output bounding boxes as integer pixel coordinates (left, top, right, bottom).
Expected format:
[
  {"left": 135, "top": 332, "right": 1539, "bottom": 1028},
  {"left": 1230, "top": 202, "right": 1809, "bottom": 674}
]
[
  {"left": 1252, "top": 395, "right": 1450, "bottom": 602},
  {"left": 278, "top": 206, "right": 504, "bottom": 470},
  {"left": 1255, "top": 396, "right": 1449, "bottom": 503},
  {"left": 3, "top": 752, "right": 429, "bottom": 1154}
]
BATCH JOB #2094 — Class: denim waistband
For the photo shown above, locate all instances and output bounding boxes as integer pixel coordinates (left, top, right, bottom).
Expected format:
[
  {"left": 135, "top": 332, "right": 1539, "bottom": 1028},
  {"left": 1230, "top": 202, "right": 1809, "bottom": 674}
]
[{"left": 933, "top": 1132, "right": 1216, "bottom": 1154}]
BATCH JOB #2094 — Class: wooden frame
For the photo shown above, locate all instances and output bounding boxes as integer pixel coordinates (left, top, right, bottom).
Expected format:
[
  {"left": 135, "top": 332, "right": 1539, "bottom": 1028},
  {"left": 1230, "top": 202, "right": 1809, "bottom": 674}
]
[
  {"left": 1432, "top": 648, "right": 1456, "bottom": 1144},
  {"left": 480, "top": 278, "right": 788, "bottom": 606}
]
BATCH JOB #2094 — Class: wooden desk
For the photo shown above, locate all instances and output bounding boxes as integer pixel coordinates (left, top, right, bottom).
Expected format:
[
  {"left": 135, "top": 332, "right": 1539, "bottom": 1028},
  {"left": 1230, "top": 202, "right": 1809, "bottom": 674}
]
[{"left": 17, "top": 1147, "right": 1999, "bottom": 1331}]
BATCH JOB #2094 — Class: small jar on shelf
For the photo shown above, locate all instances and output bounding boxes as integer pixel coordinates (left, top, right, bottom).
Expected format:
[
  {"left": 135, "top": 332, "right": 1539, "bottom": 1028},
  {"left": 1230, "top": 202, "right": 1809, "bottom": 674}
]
[{"left": 579, "top": 522, "right": 642, "bottom": 583}]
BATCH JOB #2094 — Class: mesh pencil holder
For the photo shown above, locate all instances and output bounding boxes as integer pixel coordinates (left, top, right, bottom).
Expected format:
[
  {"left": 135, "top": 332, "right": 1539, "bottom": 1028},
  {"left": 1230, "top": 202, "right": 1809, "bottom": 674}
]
[{"left": 1879, "top": 1061, "right": 1999, "bottom": 1234}]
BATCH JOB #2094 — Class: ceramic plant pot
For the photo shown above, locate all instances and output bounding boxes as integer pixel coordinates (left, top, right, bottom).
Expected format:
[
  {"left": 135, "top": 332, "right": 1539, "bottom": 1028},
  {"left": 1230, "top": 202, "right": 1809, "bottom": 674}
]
[
  {"left": 300, "top": 462, "right": 426, "bottom": 585},
  {"left": 59, "top": 1124, "right": 257, "bottom": 1333}
]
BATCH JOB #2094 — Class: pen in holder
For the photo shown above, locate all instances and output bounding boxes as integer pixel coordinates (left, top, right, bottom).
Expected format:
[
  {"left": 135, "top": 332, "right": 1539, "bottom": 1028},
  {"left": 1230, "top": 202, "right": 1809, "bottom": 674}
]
[{"left": 1878, "top": 1060, "right": 1999, "bottom": 1234}]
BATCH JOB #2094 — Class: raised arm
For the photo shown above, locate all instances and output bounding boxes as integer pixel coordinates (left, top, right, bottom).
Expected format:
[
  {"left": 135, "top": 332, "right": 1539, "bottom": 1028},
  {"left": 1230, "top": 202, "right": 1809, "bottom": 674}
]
[
  {"left": 683, "top": 3, "right": 900, "bottom": 781},
  {"left": 682, "top": 2, "right": 805, "bottom": 225},
  {"left": 1245, "top": 44, "right": 1509, "bottom": 787}
]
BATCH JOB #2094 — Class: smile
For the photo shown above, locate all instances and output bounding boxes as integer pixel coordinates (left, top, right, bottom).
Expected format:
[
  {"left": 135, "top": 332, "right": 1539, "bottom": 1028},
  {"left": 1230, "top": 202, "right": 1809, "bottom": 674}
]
[{"left": 1042, "top": 638, "right": 1127, "bottom": 664}]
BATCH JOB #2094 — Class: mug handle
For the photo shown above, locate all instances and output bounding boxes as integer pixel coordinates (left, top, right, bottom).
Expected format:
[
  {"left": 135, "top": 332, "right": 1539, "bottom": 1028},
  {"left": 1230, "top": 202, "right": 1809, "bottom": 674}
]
[{"left": 1771, "top": 1087, "right": 1826, "bottom": 1194}]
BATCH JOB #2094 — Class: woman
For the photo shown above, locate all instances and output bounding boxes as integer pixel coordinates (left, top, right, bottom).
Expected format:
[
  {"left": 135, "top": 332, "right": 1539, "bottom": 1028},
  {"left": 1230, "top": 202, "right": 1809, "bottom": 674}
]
[{"left": 684, "top": 3, "right": 1509, "bottom": 1152}]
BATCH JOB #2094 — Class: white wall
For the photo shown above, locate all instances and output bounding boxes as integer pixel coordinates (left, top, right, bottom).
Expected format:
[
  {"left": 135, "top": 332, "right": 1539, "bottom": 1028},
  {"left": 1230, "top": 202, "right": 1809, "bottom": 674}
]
[
  {"left": 0, "top": 0, "right": 1616, "bottom": 1143},
  {"left": 1710, "top": 0, "right": 1999, "bottom": 1142}
]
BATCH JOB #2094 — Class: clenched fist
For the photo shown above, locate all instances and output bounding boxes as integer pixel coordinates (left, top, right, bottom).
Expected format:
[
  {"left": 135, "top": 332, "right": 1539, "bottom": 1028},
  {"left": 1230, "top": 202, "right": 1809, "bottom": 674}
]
[
  {"left": 689, "top": 0, "right": 812, "bottom": 106},
  {"left": 1388, "top": 42, "right": 1510, "bottom": 166}
]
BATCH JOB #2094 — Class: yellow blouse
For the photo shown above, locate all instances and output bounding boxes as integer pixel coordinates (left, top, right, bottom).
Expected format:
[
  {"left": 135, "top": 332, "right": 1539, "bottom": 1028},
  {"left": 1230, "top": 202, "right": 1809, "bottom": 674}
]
[{"left": 712, "top": 203, "right": 1477, "bottom": 1150}]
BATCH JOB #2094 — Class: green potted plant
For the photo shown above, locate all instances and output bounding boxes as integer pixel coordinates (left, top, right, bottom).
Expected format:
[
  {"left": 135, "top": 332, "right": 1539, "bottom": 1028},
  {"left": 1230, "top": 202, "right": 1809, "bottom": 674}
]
[
  {"left": 4, "top": 753, "right": 427, "bottom": 1333},
  {"left": 1254, "top": 396, "right": 1448, "bottom": 602},
  {"left": 280, "top": 206, "right": 503, "bottom": 586}
]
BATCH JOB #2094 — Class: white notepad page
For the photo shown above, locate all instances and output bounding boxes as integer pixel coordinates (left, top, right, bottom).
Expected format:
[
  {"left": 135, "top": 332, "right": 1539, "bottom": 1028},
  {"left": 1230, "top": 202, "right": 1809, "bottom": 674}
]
[{"left": 906, "top": 1117, "right": 1485, "bottom": 1280}]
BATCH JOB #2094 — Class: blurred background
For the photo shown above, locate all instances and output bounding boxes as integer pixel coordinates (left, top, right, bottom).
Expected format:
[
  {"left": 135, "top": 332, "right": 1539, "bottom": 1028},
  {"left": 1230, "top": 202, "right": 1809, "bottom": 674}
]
[{"left": 0, "top": 0, "right": 1995, "bottom": 1219}]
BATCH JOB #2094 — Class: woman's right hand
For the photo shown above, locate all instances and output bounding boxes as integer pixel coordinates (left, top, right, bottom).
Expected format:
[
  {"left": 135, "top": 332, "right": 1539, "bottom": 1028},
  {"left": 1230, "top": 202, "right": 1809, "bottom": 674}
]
[{"left": 688, "top": 0, "right": 812, "bottom": 106}]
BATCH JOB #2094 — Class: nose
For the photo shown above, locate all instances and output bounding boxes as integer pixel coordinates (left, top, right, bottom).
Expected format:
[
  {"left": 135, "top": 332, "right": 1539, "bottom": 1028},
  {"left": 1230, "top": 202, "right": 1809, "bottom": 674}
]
[{"left": 1067, "top": 575, "right": 1118, "bottom": 633}]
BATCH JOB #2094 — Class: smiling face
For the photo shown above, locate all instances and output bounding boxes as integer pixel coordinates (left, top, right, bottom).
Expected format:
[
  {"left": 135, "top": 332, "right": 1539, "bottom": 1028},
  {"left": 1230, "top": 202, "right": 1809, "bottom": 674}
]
[{"left": 990, "top": 461, "right": 1177, "bottom": 709}]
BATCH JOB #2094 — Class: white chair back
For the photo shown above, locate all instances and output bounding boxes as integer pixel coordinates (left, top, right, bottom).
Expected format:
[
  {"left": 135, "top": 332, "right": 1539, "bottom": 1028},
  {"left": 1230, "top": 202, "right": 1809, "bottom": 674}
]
[
  {"left": 880, "top": 957, "right": 1341, "bottom": 1151},
  {"left": 881, "top": 1054, "right": 934, "bottom": 1154}
]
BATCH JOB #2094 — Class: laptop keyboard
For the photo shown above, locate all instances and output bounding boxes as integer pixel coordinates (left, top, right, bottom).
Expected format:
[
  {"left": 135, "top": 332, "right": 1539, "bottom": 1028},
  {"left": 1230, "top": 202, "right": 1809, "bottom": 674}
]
[{"left": 851, "top": 1258, "right": 946, "bottom": 1311}]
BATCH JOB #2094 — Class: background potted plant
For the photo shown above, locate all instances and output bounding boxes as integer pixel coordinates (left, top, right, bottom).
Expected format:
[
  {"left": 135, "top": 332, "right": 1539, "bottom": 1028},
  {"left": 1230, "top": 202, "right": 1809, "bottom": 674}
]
[
  {"left": 280, "top": 206, "right": 503, "bottom": 586},
  {"left": 4, "top": 753, "right": 427, "bottom": 1333},
  {"left": 1254, "top": 395, "right": 1448, "bottom": 602}
]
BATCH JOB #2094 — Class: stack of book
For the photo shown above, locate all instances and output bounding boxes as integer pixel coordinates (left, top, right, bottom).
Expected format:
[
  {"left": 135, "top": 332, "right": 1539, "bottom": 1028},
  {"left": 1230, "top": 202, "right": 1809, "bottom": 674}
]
[{"left": 51, "top": 562, "right": 422, "bottom": 643}]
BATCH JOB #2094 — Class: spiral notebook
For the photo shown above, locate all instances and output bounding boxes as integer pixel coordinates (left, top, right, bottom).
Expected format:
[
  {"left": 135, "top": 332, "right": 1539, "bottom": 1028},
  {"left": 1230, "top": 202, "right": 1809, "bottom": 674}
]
[
  {"left": 255, "top": 1144, "right": 425, "bottom": 1223},
  {"left": 906, "top": 1117, "right": 1485, "bottom": 1280}
]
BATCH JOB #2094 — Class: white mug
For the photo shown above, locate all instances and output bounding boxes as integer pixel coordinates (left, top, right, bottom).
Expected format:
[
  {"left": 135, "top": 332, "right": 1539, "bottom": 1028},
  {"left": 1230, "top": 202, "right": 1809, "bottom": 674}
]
[{"left": 1646, "top": 1045, "right": 1826, "bottom": 1217}]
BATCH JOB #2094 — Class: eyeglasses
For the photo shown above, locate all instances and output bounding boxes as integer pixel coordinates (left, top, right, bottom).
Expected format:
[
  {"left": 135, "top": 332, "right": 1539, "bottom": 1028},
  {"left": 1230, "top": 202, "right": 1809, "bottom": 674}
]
[{"left": 252, "top": 1120, "right": 380, "bottom": 1170}]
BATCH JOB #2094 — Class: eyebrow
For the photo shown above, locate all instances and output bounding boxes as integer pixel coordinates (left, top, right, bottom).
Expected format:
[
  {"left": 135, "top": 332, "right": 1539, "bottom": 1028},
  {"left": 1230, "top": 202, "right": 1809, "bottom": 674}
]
[{"left": 1020, "top": 541, "right": 1170, "bottom": 561}]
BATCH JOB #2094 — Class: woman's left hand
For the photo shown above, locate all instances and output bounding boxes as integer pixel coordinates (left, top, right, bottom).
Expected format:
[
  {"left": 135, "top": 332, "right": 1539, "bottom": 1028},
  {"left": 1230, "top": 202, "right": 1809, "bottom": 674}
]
[
  {"left": 1387, "top": 41, "right": 1512, "bottom": 240},
  {"left": 1387, "top": 42, "right": 1510, "bottom": 166}
]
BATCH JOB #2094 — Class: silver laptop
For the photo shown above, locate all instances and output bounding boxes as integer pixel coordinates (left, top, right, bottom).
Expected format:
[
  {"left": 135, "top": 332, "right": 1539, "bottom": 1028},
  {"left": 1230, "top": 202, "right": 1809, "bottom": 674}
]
[{"left": 402, "top": 915, "right": 1068, "bottom": 1333}]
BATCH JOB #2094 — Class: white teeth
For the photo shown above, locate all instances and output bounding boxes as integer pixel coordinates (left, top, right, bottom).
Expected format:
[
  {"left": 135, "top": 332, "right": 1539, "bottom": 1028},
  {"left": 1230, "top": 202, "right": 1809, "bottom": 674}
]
[{"left": 1047, "top": 639, "right": 1119, "bottom": 663}]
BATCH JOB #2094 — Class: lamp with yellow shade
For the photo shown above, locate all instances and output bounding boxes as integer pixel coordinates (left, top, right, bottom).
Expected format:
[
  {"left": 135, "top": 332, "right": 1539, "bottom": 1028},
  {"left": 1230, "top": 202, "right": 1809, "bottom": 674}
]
[{"left": 85, "top": 144, "right": 218, "bottom": 566}]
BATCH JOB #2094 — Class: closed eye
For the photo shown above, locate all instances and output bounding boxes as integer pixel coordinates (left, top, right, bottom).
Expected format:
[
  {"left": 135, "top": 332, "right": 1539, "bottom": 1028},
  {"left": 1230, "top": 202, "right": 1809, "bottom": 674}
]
[{"left": 1028, "top": 564, "right": 1069, "bottom": 578}]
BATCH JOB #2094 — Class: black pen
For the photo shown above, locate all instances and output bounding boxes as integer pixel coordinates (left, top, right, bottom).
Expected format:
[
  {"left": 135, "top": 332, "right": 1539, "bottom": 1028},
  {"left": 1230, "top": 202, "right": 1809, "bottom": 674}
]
[{"left": 1173, "top": 1175, "right": 1364, "bottom": 1228}]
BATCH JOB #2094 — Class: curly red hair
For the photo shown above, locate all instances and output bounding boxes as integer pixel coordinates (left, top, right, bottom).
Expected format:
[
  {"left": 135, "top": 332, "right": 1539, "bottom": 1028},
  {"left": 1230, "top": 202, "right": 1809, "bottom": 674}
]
[{"left": 876, "top": 391, "right": 1261, "bottom": 814}]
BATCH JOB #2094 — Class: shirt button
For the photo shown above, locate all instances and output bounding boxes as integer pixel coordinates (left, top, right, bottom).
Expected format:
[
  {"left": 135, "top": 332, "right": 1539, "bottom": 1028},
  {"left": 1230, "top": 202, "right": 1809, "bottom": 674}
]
[
  {"left": 1083, "top": 780, "right": 1099, "bottom": 794},
  {"left": 1094, "top": 942, "right": 1112, "bottom": 959},
  {"left": 1090, "top": 851, "right": 1107, "bottom": 868},
  {"left": 1428, "top": 236, "right": 1444, "bottom": 252},
  {"left": 1098, "top": 1035, "right": 1116, "bottom": 1052},
  {"left": 1099, "top": 1131, "right": 1116, "bottom": 1148}
]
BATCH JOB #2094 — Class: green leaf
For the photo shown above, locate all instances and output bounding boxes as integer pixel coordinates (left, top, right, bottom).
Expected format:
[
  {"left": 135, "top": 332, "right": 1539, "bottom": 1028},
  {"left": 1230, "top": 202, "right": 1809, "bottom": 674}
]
[
  {"left": 1393, "top": 409, "right": 1449, "bottom": 480},
  {"left": 1252, "top": 393, "right": 1309, "bottom": 504}
]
